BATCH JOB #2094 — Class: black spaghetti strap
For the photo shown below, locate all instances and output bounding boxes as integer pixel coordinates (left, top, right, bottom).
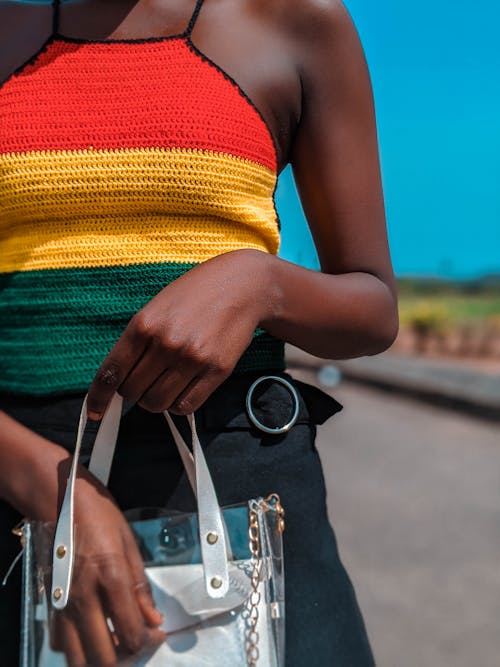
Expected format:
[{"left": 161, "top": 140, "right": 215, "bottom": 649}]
[
  {"left": 185, "top": 0, "right": 206, "bottom": 37},
  {"left": 52, "top": 0, "right": 61, "bottom": 35}
]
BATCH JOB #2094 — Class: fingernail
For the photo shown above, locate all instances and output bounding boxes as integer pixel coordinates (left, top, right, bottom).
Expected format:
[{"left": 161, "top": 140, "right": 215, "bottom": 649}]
[
  {"left": 148, "top": 628, "right": 167, "bottom": 645},
  {"left": 88, "top": 411, "right": 102, "bottom": 421}
]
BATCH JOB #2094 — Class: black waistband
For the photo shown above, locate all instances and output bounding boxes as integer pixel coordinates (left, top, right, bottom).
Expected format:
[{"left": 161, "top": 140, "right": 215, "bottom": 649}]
[
  {"left": 0, "top": 372, "right": 343, "bottom": 437},
  {"left": 194, "top": 372, "right": 343, "bottom": 431}
]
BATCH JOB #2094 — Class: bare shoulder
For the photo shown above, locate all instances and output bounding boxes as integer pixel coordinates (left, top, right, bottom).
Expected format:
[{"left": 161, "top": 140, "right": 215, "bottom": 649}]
[
  {"left": 276, "top": 0, "right": 367, "bottom": 87},
  {"left": 279, "top": 0, "right": 353, "bottom": 43},
  {"left": 277, "top": 0, "right": 372, "bottom": 114},
  {"left": 246, "top": 0, "right": 350, "bottom": 45}
]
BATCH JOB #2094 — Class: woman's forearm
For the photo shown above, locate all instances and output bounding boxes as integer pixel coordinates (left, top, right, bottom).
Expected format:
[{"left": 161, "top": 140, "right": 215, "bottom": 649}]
[
  {"left": 80, "top": 246, "right": 397, "bottom": 417},
  {"left": 0, "top": 410, "right": 70, "bottom": 520},
  {"left": 256, "top": 251, "right": 399, "bottom": 359}
]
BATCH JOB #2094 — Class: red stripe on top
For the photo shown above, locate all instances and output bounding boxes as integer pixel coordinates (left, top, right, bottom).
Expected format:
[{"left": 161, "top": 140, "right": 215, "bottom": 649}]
[{"left": 0, "top": 38, "right": 277, "bottom": 171}]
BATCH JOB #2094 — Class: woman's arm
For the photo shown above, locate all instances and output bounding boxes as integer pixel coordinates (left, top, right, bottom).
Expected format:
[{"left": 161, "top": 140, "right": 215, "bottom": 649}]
[
  {"left": 0, "top": 410, "right": 164, "bottom": 661},
  {"left": 0, "top": 410, "right": 70, "bottom": 519},
  {"left": 261, "top": 0, "right": 397, "bottom": 357},
  {"left": 86, "top": 1, "right": 397, "bottom": 419}
]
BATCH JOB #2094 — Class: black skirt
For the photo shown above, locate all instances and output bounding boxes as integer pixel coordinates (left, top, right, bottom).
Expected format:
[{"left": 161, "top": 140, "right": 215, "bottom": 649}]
[{"left": 0, "top": 372, "right": 374, "bottom": 666}]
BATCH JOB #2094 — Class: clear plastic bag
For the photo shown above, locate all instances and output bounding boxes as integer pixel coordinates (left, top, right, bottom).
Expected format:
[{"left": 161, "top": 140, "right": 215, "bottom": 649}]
[{"left": 19, "top": 396, "right": 285, "bottom": 667}]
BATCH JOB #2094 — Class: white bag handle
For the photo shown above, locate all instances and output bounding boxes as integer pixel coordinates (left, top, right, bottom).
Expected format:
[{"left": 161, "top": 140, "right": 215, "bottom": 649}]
[
  {"left": 88, "top": 395, "right": 197, "bottom": 493},
  {"left": 51, "top": 393, "right": 230, "bottom": 611}
]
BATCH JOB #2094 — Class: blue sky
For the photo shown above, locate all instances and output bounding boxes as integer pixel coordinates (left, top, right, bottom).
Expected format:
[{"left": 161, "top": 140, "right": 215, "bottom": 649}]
[{"left": 278, "top": 0, "right": 500, "bottom": 279}]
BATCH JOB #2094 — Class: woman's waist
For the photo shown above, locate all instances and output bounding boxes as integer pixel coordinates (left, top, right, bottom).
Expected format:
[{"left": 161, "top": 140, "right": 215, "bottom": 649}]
[
  {"left": 0, "top": 257, "right": 285, "bottom": 394},
  {"left": 0, "top": 326, "right": 285, "bottom": 396},
  {"left": 0, "top": 371, "right": 342, "bottom": 452}
]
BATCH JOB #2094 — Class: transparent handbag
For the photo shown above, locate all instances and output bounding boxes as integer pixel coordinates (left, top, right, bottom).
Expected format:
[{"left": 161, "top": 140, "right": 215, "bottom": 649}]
[{"left": 18, "top": 393, "right": 285, "bottom": 666}]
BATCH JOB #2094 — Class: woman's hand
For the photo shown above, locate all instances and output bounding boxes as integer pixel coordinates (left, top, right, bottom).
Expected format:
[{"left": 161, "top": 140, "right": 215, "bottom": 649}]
[
  {"left": 50, "top": 470, "right": 166, "bottom": 666},
  {"left": 0, "top": 414, "right": 165, "bottom": 666},
  {"left": 87, "top": 249, "right": 273, "bottom": 419}
]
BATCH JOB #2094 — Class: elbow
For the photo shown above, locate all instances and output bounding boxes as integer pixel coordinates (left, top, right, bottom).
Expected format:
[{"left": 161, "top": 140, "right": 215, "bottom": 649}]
[
  {"left": 366, "top": 299, "right": 399, "bottom": 355},
  {"left": 375, "top": 310, "right": 399, "bottom": 353}
]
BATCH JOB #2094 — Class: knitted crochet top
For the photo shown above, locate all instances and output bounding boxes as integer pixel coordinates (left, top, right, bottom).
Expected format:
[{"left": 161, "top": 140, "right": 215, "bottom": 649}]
[{"left": 0, "top": 0, "right": 285, "bottom": 394}]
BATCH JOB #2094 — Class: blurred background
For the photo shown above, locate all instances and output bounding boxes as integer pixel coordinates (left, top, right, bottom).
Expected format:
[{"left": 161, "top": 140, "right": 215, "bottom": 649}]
[{"left": 278, "top": 1, "right": 500, "bottom": 665}]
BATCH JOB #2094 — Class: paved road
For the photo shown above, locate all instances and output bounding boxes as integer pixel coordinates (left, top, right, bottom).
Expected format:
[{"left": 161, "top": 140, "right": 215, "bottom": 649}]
[{"left": 292, "top": 369, "right": 500, "bottom": 667}]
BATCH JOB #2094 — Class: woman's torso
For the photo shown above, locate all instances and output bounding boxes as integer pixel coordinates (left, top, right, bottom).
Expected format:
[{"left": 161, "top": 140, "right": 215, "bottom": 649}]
[{"left": 0, "top": 0, "right": 304, "bottom": 394}]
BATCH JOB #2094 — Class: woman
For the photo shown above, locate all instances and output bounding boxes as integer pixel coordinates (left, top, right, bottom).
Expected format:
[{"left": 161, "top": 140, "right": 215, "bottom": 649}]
[{"left": 0, "top": 0, "right": 397, "bottom": 665}]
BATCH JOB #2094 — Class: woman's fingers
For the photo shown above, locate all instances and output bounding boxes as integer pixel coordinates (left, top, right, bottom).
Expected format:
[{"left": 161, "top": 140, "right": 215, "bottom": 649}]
[
  {"left": 121, "top": 527, "right": 164, "bottom": 628},
  {"left": 87, "top": 325, "right": 146, "bottom": 419},
  {"left": 137, "top": 362, "right": 199, "bottom": 413},
  {"left": 88, "top": 300, "right": 239, "bottom": 419},
  {"left": 118, "top": 345, "right": 197, "bottom": 410},
  {"left": 69, "top": 596, "right": 117, "bottom": 667},
  {"left": 138, "top": 346, "right": 232, "bottom": 415},
  {"left": 102, "top": 576, "right": 163, "bottom": 654},
  {"left": 169, "top": 365, "right": 231, "bottom": 415},
  {"left": 54, "top": 541, "right": 164, "bottom": 664},
  {"left": 53, "top": 614, "right": 87, "bottom": 667}
]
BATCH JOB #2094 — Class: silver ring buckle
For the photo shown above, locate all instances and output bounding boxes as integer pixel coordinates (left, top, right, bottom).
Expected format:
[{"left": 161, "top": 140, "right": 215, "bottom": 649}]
[{"left": 245, "top": 375, "right": 300, "bottom": 435}]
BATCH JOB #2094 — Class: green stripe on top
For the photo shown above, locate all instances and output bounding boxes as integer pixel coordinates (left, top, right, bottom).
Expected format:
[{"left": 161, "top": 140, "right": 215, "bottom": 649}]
[{"left": 0, "top": 263, "right": 285, "bottom": 395}]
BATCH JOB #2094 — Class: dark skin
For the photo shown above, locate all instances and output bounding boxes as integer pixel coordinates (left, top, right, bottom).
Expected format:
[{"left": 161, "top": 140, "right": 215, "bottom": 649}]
[{"left": 0, "top": 0, "right": 398, "bottom": 664}]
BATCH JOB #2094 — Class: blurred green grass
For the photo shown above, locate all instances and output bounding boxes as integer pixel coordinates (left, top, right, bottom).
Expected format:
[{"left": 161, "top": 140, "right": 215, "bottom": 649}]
[
  {"left": 399, "top": 295, "right": 500, "bottom": 323},
  {"left": 397, "top": 278, "right": 500, "bottom": 324}
]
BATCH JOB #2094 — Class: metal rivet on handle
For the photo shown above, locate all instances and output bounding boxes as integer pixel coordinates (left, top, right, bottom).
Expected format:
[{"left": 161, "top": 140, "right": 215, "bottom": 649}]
[
  {"left": 53, "top": 587, "right": 63, "bottom": 601},
  {"left": 206, "top": 531, "right": 219, "bottom": 545},
  {"left": 56, "top": 545, "right": 67, "bottom": 558},
  {"left": 210, "top": 576, "right": 223, "bottom": 590}
]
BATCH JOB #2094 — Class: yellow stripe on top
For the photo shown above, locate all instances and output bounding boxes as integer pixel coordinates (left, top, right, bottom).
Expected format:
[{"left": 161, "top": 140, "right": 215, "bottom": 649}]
[{"left": 0, "top": 146, "right": 279, "bottom": 272}]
